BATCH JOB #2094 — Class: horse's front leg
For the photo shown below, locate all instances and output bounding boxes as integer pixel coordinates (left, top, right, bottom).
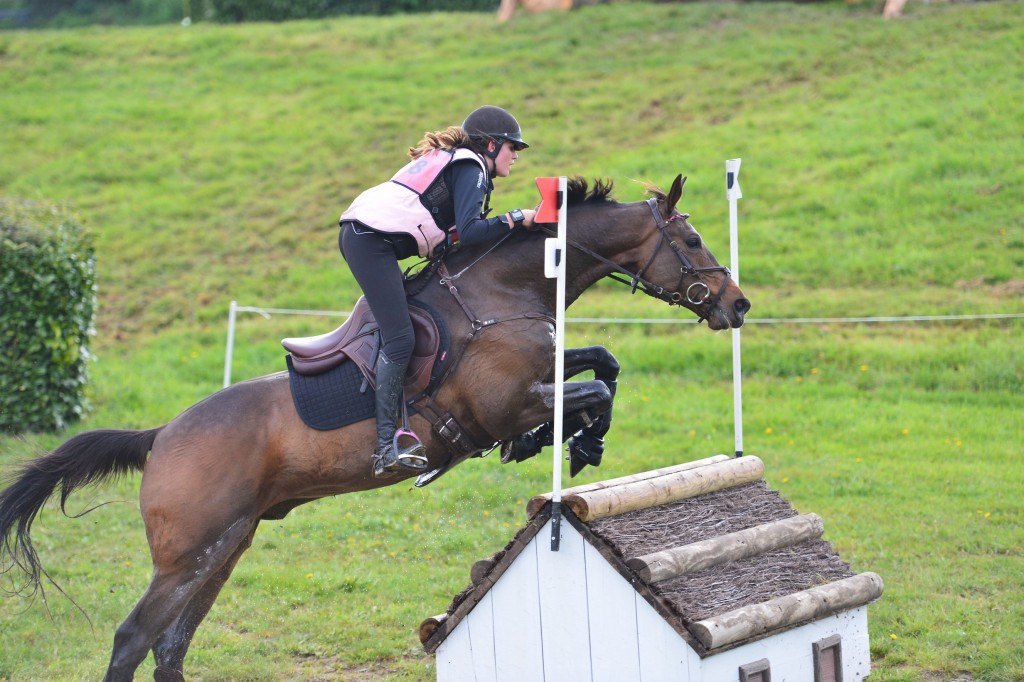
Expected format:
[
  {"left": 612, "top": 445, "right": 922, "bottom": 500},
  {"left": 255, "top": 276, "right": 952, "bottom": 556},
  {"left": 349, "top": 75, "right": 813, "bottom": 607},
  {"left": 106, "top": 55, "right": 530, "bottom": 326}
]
[
  {"left": 563, "top": 346, "right": 620, "bottom": 475},
  {"left": 500, "top": 347, "right": 618, "bottom": 475}
]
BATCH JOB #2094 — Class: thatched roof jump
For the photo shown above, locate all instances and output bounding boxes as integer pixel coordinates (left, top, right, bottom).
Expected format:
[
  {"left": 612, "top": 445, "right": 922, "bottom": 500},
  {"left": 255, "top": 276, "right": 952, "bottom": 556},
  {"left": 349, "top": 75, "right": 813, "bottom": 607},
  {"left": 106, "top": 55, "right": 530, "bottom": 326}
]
[{"left": 421, "top": 455, "right": 883, "bottom": 656}]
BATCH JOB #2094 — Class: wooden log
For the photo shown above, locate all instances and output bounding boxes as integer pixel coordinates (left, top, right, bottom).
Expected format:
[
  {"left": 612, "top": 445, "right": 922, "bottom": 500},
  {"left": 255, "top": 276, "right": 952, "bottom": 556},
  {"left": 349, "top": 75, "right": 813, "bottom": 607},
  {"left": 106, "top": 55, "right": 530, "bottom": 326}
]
[
  {"left": 626, "top": 513, "right": 824, "bottom": 582},
  {"left": 526, "top": 454, "right": 731, "bottom": 517},
  {"left": 419, "top": 613, "right": 448, "bottom": 644},
  {"left": 563, "top": 456, "right": 765, "bottom": 522},
  {"left": 689, "top": 572, "right": 884, "bottom": 650},
  {"left": 471, "top": 556, "right": 499, "bottom": 584}
]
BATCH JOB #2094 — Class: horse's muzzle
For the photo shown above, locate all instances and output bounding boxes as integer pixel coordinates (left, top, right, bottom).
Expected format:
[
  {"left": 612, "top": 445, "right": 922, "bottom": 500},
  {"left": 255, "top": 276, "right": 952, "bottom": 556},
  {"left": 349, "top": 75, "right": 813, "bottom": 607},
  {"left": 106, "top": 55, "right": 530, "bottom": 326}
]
[
  {"left": 728, "top": 296, "right": 751, "bottom": 328},
  {"left": 707, "top": 295, "right": 750, "bottom": 330}
]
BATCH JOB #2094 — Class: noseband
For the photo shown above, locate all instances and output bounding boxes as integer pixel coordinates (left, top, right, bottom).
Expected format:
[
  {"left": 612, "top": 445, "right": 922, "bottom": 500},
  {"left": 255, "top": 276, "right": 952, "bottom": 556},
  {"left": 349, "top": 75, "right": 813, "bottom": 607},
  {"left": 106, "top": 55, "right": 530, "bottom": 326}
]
[{"left": 557, "top": 198, "right": 731, "bottom": 322}]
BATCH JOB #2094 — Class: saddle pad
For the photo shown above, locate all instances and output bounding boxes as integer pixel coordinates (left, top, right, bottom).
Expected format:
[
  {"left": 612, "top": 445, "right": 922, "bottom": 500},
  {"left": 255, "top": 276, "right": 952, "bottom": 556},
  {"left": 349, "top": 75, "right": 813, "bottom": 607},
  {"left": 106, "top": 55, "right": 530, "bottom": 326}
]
[{"left": 286, "top": 355, "right": 375, "bottom": 431}]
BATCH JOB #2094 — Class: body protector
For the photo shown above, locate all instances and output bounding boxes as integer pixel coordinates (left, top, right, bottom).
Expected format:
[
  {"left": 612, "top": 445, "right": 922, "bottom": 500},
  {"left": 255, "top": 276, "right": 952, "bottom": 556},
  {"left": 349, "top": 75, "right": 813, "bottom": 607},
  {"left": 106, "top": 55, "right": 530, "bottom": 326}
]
[{"left": 340, "top": 148, "right": 489, "bottom": 259}]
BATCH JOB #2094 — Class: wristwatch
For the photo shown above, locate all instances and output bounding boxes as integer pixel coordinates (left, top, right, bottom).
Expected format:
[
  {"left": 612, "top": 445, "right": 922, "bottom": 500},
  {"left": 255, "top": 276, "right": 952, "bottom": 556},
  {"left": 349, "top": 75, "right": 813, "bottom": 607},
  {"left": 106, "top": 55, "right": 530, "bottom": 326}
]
[{"left": 508, "top": 208, "right": 525, "bottom": 229}]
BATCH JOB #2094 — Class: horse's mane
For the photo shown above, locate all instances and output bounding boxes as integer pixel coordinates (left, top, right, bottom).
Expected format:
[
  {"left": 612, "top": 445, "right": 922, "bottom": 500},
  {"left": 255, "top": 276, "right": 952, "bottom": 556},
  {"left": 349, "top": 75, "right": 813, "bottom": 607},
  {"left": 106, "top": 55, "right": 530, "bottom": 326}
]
[
  {"left": 566, "top": 177, "right": 616, "bottom": 206},
  {"left": 566, "top": 177, "right": 667, "bottom": 206},
  {"left": 641, "top": 181, "right": 667, "bottom": 203}
]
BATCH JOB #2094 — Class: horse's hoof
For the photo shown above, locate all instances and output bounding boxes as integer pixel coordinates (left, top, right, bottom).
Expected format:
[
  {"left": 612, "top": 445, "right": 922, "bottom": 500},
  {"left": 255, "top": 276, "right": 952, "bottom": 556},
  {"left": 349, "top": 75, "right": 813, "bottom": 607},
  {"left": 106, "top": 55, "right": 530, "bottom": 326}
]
[
  {"left": 500, "top": 423, "right": 553, "bottom": 464},
  {"left": 568, "top": 433, "right": 604, "bottom": 477}
]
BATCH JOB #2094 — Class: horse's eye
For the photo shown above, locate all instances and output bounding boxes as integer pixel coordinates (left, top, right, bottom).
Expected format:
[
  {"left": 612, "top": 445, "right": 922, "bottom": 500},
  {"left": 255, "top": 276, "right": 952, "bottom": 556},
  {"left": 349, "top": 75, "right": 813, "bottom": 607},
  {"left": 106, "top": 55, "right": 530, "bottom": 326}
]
[{"left": 685, "top": 237, "right": 701, "bottom": 249}]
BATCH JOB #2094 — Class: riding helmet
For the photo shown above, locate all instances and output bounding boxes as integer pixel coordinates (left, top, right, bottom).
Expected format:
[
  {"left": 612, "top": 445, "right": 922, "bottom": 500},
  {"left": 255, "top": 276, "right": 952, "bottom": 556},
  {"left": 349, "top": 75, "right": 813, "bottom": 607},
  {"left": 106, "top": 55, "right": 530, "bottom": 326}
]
[{"left": 462, "top": 105, "right": 529, "bottom": 152}]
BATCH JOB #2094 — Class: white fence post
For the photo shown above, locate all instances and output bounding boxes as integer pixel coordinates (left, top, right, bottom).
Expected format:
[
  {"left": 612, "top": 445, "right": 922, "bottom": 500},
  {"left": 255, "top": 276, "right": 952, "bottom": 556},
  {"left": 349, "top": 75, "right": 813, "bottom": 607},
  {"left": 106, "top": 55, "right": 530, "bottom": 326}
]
[
  {"left": 726, "top": 158, "right": 744, "bottom": 458},
  {"left": 223, "top": 300, "right": 237, "bottom": 388}
]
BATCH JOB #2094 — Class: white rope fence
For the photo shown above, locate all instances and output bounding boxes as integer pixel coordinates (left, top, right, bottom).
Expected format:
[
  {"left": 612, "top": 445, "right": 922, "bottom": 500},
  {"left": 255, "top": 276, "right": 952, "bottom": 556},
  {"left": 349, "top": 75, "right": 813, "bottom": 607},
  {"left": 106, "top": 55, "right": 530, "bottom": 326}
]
[
  {"left": 567, "top": 313, "right": 1024, "bottom": 325},
  {"left": 222, "top": 301, "right": 1022, "bottom": 387}
]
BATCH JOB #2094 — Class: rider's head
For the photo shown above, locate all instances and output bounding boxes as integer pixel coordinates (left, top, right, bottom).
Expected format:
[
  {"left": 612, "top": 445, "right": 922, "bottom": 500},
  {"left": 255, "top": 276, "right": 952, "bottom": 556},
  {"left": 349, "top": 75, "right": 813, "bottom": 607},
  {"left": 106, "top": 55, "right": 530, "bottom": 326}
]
[{"left": 462, "top": 105, "right": 529, "bottom": 161}]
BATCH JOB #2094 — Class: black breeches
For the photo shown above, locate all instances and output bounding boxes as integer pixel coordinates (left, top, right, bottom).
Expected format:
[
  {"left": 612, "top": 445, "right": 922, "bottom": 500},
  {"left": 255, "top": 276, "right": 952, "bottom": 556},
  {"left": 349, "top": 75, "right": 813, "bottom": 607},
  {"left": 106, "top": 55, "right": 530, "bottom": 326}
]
[{"left": 339, "top": 223, "right": 415, "bottom": 369}]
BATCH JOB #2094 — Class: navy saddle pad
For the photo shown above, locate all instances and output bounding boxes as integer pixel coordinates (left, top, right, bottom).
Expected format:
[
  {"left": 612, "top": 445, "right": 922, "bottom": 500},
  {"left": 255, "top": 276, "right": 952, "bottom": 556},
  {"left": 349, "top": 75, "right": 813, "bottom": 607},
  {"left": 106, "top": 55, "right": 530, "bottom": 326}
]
[{"left": 285, "top": 355, "right": 376, "bottom": 431}]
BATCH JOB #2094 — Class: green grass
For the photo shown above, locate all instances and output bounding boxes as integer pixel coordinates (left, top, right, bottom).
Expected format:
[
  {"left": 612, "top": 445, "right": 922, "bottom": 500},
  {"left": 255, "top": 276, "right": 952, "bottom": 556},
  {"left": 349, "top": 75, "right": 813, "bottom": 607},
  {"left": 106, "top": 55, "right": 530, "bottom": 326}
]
[{"left": 1, "top": 2, "right": 1023, "bottom": 680}]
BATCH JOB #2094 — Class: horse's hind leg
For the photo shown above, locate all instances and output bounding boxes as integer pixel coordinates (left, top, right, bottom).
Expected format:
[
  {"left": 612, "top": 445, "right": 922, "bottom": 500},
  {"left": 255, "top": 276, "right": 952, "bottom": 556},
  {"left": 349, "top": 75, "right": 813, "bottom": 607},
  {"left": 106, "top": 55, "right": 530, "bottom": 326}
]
[
  {"left": 151, "top": 525, "right": 257, "bottom": 682},
  {"left": 103, "top": 518, "right": 256, "bottom": 682}
]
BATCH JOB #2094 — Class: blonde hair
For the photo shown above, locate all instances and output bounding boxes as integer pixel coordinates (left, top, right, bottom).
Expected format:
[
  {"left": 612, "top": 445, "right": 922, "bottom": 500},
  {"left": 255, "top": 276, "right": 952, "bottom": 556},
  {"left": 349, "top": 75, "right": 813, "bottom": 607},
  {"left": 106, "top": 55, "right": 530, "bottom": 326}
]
[{"left": 408, "top": 126, "right": 472, "bottom": 159}]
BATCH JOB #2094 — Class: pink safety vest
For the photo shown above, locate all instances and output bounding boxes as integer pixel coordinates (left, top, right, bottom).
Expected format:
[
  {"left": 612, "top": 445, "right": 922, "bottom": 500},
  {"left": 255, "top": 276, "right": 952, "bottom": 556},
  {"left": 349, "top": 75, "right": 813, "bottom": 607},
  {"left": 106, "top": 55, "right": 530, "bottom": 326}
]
[{"left": 340, "top": 148, "right": 488, "bottom": 258}]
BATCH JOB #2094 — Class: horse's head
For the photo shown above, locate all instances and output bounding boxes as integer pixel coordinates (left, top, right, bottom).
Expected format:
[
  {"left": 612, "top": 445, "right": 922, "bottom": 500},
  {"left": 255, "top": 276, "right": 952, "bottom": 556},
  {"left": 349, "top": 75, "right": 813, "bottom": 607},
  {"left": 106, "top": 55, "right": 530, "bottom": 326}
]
[{"left": 630, "top": 174, "right": 750, "bottom": 330}]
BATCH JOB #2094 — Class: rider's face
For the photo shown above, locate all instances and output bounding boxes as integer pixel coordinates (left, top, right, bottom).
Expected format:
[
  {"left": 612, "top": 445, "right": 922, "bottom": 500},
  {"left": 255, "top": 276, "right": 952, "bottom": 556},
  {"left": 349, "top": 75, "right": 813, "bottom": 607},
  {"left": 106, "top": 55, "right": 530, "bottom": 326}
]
[{"left": 490, "top": 140, "right": 519, "bottom": 178}]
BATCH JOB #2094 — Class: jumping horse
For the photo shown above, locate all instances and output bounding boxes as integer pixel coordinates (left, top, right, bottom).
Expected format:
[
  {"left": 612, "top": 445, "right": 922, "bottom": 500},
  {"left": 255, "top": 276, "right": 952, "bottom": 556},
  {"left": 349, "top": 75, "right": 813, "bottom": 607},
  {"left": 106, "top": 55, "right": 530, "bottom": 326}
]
[{"left": 0, "top": 175, "right": 749, "bottom": 681}]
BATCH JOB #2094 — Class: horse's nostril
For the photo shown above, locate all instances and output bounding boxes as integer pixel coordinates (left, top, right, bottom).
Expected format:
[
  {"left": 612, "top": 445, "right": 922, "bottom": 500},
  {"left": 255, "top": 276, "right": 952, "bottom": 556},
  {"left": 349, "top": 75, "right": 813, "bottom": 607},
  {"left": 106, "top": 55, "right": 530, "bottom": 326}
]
[{"left": 734, "top": 298, "right": 751, "bottom": 315}]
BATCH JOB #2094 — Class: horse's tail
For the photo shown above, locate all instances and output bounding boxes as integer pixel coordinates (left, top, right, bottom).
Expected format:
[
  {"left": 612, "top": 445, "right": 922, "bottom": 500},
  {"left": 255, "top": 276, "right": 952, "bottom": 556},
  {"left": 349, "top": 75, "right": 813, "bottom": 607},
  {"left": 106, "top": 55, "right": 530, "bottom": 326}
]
[{"left": 0, "top": 427, "right": 161, "bottom": 596}]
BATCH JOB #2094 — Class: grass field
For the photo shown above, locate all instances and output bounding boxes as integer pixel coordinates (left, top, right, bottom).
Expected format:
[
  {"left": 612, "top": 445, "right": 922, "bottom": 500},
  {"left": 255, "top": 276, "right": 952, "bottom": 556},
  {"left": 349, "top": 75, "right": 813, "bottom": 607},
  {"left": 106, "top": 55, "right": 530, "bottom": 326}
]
[{"left": 1, "top": 1, "right": 1022, "bottom": 680}]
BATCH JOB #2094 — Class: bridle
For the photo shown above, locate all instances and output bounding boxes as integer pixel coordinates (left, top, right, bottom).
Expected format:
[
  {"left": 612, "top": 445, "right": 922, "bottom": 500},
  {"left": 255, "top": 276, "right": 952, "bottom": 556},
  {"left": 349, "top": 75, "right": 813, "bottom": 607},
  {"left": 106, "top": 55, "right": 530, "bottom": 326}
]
[{"left": 546, "top": 197, "right": 732, "bottom": 323}]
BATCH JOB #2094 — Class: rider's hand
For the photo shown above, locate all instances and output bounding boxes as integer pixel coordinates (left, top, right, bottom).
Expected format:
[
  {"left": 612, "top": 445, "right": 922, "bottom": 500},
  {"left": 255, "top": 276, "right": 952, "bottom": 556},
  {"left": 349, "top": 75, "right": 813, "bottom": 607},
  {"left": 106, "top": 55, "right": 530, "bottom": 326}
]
[{"left": 520, "top": 208, "right": 538, "bottom": 231}]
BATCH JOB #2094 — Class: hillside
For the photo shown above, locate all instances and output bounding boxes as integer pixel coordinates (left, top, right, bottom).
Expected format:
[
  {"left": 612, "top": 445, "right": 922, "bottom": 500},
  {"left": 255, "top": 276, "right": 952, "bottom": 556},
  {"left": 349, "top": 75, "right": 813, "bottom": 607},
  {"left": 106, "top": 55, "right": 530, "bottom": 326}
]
[
  {"left": 1, "top": 2, "right": 1020, "bottom": 346},
  {"left": 1, "top": 3, "right": 1021, "bottom": 680}
]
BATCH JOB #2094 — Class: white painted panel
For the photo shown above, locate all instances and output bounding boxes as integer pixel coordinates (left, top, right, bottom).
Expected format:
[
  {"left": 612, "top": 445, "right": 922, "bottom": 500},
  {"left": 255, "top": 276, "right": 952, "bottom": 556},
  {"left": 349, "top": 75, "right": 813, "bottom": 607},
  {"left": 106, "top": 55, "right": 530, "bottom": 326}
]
[
  {"left": 635, "top": 592, "right": 692, "bottom": 682},
  {"left": 841, "top": 607, "right": 873, "bottom": 681},
  {"left": 538, "top": 519, "right": 594, "bottom": 681},
  {"left": 584, "top": 539, "right": 642, "bottom": 682},
  {"left": 491, "top": 534, "right": 546, "bottom": 682},
  {"left": 436, "top": 620, "right": 475, "bottom": 682},
  {"left": 699, "top": 607, "right": 873, "bottom": 682},
  {"left": 464, "top": 591, "right": 498, "bottom": 681}
]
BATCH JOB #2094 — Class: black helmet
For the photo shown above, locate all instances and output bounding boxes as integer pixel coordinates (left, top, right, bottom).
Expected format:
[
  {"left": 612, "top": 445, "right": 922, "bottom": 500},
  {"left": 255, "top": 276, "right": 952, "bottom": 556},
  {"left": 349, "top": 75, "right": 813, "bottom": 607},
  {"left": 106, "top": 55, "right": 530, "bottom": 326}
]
[{"left": 462, "top": 105, "right": 529, "bottom": 152}]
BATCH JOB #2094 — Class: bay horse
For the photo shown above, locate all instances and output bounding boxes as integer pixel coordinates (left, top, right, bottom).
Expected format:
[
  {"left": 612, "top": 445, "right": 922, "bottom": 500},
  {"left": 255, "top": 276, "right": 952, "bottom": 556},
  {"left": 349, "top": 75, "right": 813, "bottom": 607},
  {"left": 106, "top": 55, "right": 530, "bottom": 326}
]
[{"left": 0, "top": 174, "right": 749, "bottom": 682}]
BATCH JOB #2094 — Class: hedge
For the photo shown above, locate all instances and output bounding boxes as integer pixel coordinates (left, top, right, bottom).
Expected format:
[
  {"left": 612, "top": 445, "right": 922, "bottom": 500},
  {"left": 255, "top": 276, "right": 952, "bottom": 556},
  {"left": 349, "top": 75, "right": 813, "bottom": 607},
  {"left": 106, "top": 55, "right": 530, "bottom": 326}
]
[
  {"left": 209, "top": 0, "right": 498, "bottom": 21},
  {"left": 0, "top": 199, "right": 96, "bottom": 434}
]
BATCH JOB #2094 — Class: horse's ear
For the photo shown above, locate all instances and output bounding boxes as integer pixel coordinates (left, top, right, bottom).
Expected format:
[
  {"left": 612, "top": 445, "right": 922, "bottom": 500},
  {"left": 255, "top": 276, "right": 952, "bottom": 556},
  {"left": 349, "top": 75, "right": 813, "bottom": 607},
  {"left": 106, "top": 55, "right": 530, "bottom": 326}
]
[{"left": 666, "top": 174, "right": 686, "bottom": 213}]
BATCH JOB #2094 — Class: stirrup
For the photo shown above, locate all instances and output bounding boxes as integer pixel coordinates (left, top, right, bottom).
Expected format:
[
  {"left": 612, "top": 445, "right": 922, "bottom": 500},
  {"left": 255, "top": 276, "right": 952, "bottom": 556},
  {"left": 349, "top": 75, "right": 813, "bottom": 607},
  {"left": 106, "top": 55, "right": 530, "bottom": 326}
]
[
  {"left": 372, "top": 435, "right": 428, "bottom": 478},
  {"left": 393, "top": 429, "right": 428, "bottom": 470},
  {"left": 395, "top": 396, "right": 428, "bottom": 470}
]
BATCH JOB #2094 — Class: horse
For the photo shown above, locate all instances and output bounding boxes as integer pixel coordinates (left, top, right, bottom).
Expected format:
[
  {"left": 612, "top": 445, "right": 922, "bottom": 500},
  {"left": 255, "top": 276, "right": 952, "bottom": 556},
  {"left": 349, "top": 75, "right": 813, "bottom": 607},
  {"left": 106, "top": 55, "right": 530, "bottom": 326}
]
[
  {"left": 497, "top": 0, "right": 572, "bottom": 22},
  {"left": 0, "top": 174, "right": 749, "bottom": 682}
]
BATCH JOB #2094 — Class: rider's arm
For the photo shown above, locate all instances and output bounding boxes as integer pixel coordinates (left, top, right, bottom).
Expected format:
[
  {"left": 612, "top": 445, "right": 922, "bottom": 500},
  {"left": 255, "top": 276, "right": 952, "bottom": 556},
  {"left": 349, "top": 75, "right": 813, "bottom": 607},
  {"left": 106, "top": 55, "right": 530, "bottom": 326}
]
[{"left": 448, "top": 161, "right": 512, "bottom": 247}]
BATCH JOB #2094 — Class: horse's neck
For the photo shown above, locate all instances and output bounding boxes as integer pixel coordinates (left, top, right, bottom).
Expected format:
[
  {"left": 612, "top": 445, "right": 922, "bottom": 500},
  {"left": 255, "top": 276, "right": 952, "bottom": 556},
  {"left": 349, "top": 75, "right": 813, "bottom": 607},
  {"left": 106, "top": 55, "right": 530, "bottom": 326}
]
[
  {"left": 563, "top": 202, "right": 644, "bottom": 302},
  {"left": 433, "top": 202, "right": 642, "bottom": 313}
]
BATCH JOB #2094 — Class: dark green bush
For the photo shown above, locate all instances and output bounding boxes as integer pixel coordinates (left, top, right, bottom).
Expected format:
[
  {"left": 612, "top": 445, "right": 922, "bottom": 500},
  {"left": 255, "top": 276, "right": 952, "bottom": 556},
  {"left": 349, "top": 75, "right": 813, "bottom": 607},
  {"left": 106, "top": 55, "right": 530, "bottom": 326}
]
[
  {"left": 210, "top": 0, "right": 330, "bottom": 22},
  {"left": 209, "top": 0, "right": 496, "bottom": 21},
  {"left": 0, "top": 199, "right": 96, "bottom": 434}
]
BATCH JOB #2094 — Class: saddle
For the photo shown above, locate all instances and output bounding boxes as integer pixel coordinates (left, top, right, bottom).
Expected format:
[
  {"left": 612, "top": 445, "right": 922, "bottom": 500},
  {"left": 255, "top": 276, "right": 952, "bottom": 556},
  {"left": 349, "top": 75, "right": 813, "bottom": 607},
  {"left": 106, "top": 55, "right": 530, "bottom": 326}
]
[{"left": 281, "top": 297, "right": 447, "bottom": 397}]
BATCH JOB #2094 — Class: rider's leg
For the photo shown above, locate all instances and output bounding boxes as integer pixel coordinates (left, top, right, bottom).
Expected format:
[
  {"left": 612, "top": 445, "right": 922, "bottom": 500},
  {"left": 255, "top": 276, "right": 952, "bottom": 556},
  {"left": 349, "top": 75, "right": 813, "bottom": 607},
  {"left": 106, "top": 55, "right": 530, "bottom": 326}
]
[
  {"left": 371, "top": 351, "right": 427, "bottom": 475},
  {"left": 340, "top": 224, "right": 426, "bottom": 476}
]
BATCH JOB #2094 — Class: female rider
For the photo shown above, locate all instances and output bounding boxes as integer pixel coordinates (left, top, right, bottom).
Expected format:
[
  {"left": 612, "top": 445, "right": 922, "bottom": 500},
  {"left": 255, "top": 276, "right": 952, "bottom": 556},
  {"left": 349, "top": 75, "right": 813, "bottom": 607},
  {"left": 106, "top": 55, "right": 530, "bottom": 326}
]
[{"left": 339, "top": 105, "right": 536, "bottom": 478}]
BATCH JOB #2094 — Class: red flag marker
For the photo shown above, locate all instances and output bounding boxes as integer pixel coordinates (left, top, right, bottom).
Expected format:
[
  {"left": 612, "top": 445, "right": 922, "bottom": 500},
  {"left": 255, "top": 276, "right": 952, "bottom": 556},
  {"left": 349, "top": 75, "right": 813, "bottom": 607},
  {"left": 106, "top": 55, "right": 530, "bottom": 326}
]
[{"left": 535, "top": 177, "right": 561, "bottom": 224}]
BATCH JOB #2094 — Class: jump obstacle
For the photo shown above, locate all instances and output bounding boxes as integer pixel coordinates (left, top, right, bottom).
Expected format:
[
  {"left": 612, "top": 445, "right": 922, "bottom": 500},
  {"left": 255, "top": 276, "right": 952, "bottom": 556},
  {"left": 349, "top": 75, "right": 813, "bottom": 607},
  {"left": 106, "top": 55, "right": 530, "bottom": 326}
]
[{"left": 421, "top": 455, "right": 883, "bottom": 681}]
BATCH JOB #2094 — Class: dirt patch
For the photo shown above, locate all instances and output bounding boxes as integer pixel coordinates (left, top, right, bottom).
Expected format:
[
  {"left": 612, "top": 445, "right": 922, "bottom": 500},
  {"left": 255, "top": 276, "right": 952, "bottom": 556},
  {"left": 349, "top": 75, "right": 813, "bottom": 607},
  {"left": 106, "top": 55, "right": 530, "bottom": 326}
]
[
  {"left": 919, "top": 670, "right": 974, "bottom": 682},
  {"left": 954, "top": 277, "right": 1024, "bottom": 298},
  {"left": 285, "top": 653, "right": 430, "bottom": 681}
]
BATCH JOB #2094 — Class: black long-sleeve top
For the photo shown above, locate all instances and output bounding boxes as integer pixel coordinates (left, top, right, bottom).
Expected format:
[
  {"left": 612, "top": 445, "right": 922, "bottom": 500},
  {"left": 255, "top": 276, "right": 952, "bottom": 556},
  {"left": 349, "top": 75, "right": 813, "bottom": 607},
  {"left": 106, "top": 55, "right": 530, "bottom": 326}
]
[{"left": 446, "top": 159, "right": 512, "bottom": 247}]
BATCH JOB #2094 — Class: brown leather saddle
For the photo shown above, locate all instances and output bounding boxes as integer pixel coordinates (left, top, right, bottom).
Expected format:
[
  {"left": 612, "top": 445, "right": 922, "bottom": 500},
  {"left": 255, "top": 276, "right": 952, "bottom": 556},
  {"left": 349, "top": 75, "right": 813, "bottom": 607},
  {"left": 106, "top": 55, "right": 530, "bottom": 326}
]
[{"left": 281, "top": 297, "right": 447, "bottom": 397}]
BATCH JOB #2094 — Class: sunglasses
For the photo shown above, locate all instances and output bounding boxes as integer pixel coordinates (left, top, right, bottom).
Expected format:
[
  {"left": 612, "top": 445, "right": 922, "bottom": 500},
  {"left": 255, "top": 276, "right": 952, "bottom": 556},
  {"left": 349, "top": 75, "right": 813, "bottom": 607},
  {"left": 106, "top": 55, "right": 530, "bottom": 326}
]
[{"left": 497, "top": 138, "right": 527, "bottom": 152}]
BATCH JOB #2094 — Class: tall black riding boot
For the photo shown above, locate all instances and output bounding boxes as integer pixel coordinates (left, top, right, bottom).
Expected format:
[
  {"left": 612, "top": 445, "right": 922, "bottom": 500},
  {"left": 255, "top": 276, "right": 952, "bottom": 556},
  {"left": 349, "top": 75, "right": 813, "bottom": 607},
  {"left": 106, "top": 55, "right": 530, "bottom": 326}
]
[{"left": 372, "top": 353, "right": 427, "bottom": 478}]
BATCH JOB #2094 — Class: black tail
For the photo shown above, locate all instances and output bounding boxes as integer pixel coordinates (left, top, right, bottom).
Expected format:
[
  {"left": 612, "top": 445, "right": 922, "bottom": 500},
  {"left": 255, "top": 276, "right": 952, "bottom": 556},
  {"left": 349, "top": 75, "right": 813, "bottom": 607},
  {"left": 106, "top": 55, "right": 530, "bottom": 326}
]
[{"left": 0, "top": 428, "right": 160, "bottom": 597}]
